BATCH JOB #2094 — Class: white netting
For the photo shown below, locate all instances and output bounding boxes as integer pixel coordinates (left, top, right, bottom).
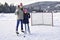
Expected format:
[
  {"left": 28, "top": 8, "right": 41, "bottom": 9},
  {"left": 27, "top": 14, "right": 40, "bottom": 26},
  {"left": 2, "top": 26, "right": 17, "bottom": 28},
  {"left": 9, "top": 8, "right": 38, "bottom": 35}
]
[{"left": 31, "top": 13, "right": 53, "bottom": 26}]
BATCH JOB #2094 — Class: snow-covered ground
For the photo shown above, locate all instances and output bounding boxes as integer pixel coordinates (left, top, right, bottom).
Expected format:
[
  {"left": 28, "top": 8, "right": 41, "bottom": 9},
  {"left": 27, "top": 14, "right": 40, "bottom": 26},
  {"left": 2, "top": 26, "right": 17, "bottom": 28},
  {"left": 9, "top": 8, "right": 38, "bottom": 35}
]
[{"left": 0, "top": 13, "right": 60, "bottom": 40}]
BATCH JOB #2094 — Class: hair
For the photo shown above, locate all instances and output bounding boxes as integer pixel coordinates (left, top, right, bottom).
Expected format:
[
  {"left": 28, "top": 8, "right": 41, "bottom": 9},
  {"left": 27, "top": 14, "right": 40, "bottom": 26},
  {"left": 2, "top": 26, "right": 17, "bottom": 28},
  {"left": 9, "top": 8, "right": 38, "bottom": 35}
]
[{"left": 18, "top": 5, "right": 20, "bottom": 8}]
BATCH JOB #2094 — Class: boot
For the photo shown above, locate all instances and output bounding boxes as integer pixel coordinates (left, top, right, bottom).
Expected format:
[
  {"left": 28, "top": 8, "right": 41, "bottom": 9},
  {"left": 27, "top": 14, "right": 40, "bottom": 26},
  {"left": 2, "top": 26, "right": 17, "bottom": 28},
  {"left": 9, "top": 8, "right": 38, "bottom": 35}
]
[{"left": 16, "top": 31, "right": 19, "bottom": 34}]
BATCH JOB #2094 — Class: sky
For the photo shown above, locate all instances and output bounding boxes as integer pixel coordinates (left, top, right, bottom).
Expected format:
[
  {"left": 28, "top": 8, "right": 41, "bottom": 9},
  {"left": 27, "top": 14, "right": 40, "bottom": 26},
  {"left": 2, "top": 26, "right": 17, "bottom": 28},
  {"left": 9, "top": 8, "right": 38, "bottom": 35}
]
[{"left": 0, "top": 0, "right": 60, "bottom": 5}]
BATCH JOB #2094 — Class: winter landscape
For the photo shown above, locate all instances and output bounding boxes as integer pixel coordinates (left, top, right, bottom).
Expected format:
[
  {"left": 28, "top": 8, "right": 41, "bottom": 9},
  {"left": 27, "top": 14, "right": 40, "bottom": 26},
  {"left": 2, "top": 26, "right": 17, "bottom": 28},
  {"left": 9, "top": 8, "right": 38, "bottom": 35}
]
[{"left": 0, "top": 13, "right": 60, "bottom": 40}]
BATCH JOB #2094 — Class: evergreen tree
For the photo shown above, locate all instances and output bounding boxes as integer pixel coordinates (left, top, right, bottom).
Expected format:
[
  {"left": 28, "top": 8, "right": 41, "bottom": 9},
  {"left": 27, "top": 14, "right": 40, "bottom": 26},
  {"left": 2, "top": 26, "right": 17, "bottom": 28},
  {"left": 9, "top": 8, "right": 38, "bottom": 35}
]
[{"left": 3, "top": 2, "right": 10, "bottom": 13}]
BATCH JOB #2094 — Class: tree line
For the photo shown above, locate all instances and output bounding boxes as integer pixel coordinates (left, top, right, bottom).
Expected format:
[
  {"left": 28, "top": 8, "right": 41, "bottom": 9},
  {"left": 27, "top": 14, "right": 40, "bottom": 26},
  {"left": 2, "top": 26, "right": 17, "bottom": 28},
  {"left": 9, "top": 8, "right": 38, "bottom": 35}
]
[{"left": 0, "top": 2, "right": 16, "bottom": 13}]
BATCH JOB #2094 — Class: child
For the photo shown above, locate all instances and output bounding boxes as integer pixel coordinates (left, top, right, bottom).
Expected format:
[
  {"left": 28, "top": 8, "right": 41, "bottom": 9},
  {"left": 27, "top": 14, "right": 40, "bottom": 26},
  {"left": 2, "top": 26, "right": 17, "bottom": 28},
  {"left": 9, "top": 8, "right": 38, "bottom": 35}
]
[{"left": 23, "top": 8, "right": 30, "bottom": 34}]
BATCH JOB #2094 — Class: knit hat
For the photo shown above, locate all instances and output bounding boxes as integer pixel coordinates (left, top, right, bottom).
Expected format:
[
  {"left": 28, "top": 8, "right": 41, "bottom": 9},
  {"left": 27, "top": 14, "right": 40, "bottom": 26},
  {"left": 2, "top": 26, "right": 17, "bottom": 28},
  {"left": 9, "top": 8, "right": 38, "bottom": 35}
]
[
  {"left": 20, "top": 3, "right": 23, "bottom": 6},
  {"left": 23, "top": 8, "right": 28, "bottom": 13}
]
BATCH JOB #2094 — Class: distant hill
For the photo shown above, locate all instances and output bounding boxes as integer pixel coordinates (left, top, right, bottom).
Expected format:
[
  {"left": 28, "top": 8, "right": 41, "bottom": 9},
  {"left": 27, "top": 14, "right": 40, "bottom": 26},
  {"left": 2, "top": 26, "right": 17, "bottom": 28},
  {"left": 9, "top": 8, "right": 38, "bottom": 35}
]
[{"left": 24, "top": 1, "right": 60, "bottom": 13}]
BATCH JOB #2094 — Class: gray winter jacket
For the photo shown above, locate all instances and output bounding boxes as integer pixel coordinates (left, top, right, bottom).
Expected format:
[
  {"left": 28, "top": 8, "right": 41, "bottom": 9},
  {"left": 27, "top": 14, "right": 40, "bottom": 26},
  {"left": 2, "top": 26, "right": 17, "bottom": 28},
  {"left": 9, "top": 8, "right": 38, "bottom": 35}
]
[{"left": 15, "top": 8, "right": 24, "bottom": 20}]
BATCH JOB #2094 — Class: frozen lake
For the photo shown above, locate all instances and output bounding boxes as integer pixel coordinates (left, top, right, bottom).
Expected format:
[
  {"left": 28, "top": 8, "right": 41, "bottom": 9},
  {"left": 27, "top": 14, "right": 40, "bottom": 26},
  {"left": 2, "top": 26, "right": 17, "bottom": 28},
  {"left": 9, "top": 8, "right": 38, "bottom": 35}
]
[{"left": 0, "top": 13, "right": 60, "bottom": 40}]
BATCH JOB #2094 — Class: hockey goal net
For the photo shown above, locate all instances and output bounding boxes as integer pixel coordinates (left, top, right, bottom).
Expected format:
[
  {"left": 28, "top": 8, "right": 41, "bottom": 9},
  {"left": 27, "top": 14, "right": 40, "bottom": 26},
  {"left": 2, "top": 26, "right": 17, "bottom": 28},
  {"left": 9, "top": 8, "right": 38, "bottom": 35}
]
[{"left": 31, "top": 12, "right": 53, "bottom": 26}]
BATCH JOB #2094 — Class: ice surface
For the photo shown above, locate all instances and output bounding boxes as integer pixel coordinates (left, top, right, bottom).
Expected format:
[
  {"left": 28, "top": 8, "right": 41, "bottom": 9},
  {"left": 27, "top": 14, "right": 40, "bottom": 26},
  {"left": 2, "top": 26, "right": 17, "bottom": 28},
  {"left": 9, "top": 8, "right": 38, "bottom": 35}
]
[{"left": 0, "top": 13, "right": 60, "bottom": 40}]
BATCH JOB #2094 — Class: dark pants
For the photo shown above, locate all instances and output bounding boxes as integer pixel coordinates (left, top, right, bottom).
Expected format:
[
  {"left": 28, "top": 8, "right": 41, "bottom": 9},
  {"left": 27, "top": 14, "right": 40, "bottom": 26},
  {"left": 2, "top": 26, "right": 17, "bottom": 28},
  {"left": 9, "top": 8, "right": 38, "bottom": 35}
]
[{"left": 16, "top": 19, "right": 23, "bottom": 31}]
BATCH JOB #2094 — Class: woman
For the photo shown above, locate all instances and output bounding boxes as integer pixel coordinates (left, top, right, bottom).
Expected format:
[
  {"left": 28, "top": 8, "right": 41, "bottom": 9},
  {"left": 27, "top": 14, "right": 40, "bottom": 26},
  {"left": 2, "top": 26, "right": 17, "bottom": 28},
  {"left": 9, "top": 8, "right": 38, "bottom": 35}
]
[{"left": 15, "top": 3, "right": 24, "bottom": 35}]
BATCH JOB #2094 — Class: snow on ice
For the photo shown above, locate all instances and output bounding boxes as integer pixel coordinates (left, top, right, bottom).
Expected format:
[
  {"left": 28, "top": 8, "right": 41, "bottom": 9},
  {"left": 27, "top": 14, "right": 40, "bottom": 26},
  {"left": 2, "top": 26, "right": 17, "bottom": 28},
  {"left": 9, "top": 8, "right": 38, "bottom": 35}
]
[{"left": 0, "top": 13, "right": 60, "bottom": 40}]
